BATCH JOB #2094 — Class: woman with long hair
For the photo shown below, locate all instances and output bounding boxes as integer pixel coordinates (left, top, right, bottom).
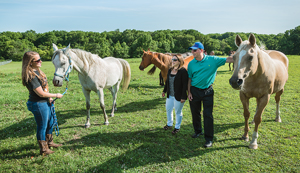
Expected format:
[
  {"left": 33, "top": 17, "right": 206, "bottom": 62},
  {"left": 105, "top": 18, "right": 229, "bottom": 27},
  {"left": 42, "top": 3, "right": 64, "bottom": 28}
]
[
  {"left": 162, "top": 54, "right": 188, "bottom": 134},
  {"left": 22, "top": 51, "right": 63, "bottom": 155}
]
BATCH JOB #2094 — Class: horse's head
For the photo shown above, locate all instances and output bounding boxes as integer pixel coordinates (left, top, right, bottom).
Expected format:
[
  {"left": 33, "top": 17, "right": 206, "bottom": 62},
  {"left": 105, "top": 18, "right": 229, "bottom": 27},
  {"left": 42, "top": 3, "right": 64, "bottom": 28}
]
[
  {"left": 52, "top": 43, "right": 73, "bottom": 87},
  {"left": 229, "top": 34, "right": 260, "bottom": 90},
  {"left": 139, "top": 49, "right": 153, "bottom": 71}
]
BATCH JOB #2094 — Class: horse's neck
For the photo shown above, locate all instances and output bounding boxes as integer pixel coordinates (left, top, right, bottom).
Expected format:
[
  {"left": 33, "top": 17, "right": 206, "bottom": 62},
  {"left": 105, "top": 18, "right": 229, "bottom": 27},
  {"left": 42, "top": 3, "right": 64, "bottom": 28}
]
[
  {"left": 69, "top": 51, "right": 87, "bottom": 74},
  {"left": 151, "top": 53, "right": 170, "bottom": 70},
  {"left": 252, "top": 50, "right": 271, "bottom": 77}
]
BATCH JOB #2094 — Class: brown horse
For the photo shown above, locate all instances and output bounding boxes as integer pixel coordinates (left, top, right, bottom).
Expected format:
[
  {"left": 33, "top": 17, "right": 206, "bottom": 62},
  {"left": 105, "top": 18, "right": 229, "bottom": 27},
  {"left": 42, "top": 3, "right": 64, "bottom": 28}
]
[
  {"left": 139, "top": 50, "right": 194, "bottom": 84},
  {"left": 229, "top": 34, "right": 289, "bottom": 149}
]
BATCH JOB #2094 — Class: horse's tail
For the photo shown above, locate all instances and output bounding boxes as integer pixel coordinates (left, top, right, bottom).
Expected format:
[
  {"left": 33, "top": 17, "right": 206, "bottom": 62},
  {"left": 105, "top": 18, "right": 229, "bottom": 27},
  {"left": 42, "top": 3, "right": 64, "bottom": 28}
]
[{"left": 117, "top": 58, "right": 131, "bottom": 91}]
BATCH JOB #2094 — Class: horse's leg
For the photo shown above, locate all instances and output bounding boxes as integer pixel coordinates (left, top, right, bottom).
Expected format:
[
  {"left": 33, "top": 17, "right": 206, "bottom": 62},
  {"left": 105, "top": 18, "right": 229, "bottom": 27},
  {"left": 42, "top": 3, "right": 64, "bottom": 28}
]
[
  {"left": 275, "top": 89, "right": 283, "bottom": 122},
  {"left": 240, "top": 92, "right": 250, "bottom": 141},
  {"left": 110, "top": 83, "right": 120, "bottom": 117},
  {"left": 249, "top": 94, "right": 270, "bottom": 149},
  {"left": 229, "top": 63, "right": 231, "bottom": 71},
  {"left": 97, "top": 88, "right": 109, "bottom": 125},
  {"left": 82, "top": 89, "right": 91, "bottom": 128},
  {"left": 250, "top": 102, "right": 258, "bottom": 124},
  {"left": 159, "top": 72, "right": 164, "bottom": 86}
]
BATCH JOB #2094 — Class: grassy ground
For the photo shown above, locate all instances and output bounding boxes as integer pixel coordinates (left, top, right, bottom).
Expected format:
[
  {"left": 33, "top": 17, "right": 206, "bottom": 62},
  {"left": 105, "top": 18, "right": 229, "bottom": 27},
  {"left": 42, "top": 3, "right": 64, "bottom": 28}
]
[{"left": 0, "top": 56, "right": 299, "bottom": 172}]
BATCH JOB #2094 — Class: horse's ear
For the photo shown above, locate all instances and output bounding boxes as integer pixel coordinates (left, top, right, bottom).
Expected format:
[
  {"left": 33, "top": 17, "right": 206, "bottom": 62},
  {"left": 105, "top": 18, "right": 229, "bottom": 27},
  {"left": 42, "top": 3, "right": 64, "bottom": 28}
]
[
  {"left": 53, "top": 43, "right": 58, "bottom": 51},
  {"left": 63, "top": 43, "right": 71, "bottom": 54},
  {"left": 235, "top": 35, "right": 242, "bottom": 47},
  {"left": 148, "top": 48, "right": 150, "bottom": 52},
  {"left": 249, "top": 33, "right": 256, "bottom": 47}
]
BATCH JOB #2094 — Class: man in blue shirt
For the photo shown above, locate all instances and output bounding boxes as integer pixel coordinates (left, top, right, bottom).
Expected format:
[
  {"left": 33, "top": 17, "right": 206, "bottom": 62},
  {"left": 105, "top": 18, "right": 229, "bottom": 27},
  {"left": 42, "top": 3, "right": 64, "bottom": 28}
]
[{"left": 188, "top": 42, "right": 233, "bottom": 148}]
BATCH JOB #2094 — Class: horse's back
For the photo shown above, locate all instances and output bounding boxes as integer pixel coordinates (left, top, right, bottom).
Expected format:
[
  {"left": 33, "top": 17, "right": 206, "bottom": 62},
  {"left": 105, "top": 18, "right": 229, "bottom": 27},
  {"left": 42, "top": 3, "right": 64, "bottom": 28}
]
[
  {"left": 103, "top": 57, "right": 131, "bottom": 90},
  {"left": 102, "top": 57, "right": 123, "bottom": 86},
  {"left": 264, "top": 50, "right": 289, "bottom": 69},
  {"left": 262, "top": 50, "right": 289, "bottom": 93},
  {"left": 183, "top": 55, "right": 194, "bottom": 69}
]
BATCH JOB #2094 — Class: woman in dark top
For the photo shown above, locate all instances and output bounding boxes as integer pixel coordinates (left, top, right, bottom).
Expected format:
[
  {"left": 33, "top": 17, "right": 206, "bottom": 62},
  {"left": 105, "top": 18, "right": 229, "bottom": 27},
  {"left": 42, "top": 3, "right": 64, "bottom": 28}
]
[
  {"left": 162, "top": 54, "right": 188, "bottom": 134},
  {"left": 22, "top": 51, "right": 63, "bottom": 155}
]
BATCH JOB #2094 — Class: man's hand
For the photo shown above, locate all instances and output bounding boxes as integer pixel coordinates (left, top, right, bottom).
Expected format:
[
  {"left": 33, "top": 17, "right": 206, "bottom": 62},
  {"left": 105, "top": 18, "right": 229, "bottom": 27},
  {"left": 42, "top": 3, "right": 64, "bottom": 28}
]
[{"left": 188, "top": 93, "right": 193, "bottom": 101}]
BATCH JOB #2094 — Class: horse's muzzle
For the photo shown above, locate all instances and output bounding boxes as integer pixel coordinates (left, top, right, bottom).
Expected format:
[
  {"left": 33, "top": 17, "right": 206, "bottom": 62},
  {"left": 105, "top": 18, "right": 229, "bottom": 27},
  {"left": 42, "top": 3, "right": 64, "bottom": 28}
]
[
  {"left": 53, "top": 78, "right": 63, "bottom": 87},
  {"left": 229, "top": 77, "right": 243, "bottom": 90},
  {"left": 139, "top": 65, "right": 144, "bottom": 71}
]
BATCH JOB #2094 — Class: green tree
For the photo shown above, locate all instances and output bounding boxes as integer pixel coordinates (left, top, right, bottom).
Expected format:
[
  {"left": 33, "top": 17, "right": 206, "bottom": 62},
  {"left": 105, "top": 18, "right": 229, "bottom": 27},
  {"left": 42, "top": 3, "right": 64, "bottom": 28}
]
[
  {"left": 113, "top": 41, "right": 130, "bottom": 58},
  {"left": 173, "top": 34, "right": 195, "bottom": 53}
]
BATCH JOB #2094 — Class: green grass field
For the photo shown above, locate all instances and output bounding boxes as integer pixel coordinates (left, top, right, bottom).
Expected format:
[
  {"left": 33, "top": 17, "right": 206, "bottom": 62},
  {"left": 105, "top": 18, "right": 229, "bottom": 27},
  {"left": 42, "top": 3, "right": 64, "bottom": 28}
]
[{"left": 0, "top": 56, "right": 299, "bottom": 172}]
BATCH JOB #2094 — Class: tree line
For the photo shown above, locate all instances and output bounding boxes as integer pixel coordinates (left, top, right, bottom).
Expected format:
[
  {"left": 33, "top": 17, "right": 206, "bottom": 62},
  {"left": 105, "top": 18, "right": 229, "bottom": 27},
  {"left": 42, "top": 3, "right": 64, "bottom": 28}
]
[{"left": 0, "top": 25, "right": 299, "bottom": 61}]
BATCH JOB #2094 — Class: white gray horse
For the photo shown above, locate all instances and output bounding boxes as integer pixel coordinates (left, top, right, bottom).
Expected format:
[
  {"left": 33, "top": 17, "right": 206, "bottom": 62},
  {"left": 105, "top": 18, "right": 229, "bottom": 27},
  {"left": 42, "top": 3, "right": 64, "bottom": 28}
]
[{"left": 52, "top": 44, "right": 131, "bottom": 127}]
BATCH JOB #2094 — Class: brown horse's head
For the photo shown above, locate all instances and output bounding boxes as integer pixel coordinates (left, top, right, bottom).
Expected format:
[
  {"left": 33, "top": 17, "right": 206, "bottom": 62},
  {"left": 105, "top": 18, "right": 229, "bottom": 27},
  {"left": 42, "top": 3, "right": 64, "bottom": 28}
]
[
  {"left": 139, "top": 49, "right": 154, "bottom": 71},
  {"left": 229, "top": 34, "right": 260, "bottom": 90}
]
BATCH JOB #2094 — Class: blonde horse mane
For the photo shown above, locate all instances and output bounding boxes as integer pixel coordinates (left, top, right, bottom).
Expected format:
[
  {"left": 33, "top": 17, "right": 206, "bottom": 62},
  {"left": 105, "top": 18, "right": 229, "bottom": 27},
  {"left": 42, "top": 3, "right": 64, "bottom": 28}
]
[
  {"left": 71, "top": 49, "right": 97, "bottom": 67},
  {"left": 53, "top": 49, "right": 97, "bottom": 65},
  {"left": 237, "top": 40, "right": 266, "bottom": 53}
]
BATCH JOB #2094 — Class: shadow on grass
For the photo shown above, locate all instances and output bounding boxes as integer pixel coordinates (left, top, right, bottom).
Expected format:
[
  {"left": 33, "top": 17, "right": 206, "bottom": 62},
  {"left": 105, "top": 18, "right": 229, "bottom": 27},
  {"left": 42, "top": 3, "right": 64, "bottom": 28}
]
[
  {"left": 62, "top": 122, "right": 246, "bottom": 172},
  {"left": 0, "top": 143, "right": 39, "bottom": 160},
  {"left": 128, "top": 83, "right": 163, "bottom": 89},
  {"left": 0, "top": 97, "right": 164, "bottom": 141},
  {"left": 216, "top": 70, "right": 233, "bottom": 74}
]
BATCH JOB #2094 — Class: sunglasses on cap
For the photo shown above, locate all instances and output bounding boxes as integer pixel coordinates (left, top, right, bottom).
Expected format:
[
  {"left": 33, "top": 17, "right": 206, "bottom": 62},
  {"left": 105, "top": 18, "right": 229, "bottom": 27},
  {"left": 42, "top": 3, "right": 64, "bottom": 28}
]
[
  {"left": 172, "top": 58, "right": 178, "bottom": 61},
  {"left": 33, "top": 58, "right": 41, "bottom": 63}
]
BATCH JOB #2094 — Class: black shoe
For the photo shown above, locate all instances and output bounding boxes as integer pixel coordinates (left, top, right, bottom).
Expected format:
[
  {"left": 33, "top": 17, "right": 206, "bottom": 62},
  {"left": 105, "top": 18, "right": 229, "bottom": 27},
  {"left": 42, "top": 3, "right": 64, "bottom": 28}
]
[
  {"left": 163, "top": 125, "right": 172, "bottom": 130},
  {"left": 172, "top": 128, "right": 180, "bottom": 135},
  {"left": 191, "top": 132, "right": 203, "bottom": 138},
  {"left": 204, "top": 141, "right": 213, "bottom": 148}
]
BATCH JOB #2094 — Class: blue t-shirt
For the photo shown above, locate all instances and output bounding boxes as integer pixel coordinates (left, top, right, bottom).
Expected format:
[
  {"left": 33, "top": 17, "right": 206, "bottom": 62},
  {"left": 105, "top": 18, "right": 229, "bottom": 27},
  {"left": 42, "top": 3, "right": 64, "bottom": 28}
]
[{"left": 187, "top": 55, "right": 226, "bottom": 89}]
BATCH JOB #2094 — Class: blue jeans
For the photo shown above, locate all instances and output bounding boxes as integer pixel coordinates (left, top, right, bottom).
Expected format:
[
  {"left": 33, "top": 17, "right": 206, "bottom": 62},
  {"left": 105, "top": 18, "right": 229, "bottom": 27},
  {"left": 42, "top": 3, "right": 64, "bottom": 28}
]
[
  {"left": 165, "top": 96, "right": 185, "bottom": 129},
  {"left": 27, "top": 101, "right": 53, "bottom": 141}
]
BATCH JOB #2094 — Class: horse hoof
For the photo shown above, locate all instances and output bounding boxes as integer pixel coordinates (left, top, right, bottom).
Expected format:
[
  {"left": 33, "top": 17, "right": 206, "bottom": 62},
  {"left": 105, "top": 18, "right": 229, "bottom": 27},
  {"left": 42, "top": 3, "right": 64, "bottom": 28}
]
[
  {"left": 85, "top": 125, "right": 90, "bottom": 128},
  {"left": 275, "top": 118, "right": 281, "bottom": 123},
  {"left": 110, "top": 114, "right": 114, "bottom": 117},
  {"left": 241, "top": 136, "right": 249, "bottom": 141},
  {"left": 249, "top": 143, "right": 258, "bottom": 149},
  {"left": 104, "top": 122, "right": 109, "bottom": 125},
  {"left": 250, "top": 120, "right": 255, "bottom": 124}
]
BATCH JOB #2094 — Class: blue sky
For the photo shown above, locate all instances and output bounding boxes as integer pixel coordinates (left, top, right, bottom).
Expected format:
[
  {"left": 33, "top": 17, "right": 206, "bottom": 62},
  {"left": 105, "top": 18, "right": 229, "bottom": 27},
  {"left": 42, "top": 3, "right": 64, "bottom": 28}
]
[{"left": 0, "top": 0, "right": 299, "bottom": 35}]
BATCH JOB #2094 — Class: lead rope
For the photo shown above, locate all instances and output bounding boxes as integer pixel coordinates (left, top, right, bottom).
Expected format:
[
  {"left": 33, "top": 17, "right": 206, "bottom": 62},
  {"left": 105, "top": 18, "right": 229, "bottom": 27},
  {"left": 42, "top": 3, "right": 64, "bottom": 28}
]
[
  {"left": 51, "top": 81, "right": 69, "bottom": 136},
  {"left": 50, "top": 103, "right": 59, "bottom": 136}
]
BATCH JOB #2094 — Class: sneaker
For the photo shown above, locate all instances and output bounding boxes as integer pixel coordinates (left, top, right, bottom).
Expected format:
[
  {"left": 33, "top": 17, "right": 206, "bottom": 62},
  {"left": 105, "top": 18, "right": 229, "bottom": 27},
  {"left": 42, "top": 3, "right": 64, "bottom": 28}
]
[
  {"left": 204, "top": 141, "right": 213, "bottom": 148},
  {"left": 191, "top": 132, "right": 203, "bottom": 138}
]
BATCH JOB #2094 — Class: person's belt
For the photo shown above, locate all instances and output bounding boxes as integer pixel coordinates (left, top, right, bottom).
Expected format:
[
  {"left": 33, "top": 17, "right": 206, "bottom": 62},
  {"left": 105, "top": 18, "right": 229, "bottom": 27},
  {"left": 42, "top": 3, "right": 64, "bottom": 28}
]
[{"left": 194, "top": 85, "right": 212, "bottom": 91}]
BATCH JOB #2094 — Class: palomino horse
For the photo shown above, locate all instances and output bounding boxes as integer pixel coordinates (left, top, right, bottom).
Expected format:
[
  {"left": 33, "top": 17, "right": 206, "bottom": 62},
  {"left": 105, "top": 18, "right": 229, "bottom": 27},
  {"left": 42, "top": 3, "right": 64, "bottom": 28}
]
[
  {"left": 52, "top": 44, "right": 131, "bottom": 127},
  {"left": 139, "top": 50, "right": 194, "bottom": 84},
  {"left": 229, "top": 34, "right": 289, "bottom": 149}
]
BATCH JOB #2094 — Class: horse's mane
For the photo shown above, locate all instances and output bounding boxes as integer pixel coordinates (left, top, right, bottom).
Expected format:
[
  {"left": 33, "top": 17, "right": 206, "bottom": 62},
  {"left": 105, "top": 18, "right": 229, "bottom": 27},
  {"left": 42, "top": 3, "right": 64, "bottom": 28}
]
[
  {"left": 71, "top": 49, "right": 97, "bottom": 65},
  {"left": 237, "top": 40, "right": 265, "bottom": 52},
  {"left": 53, "top": 49, "right": 98, "bottom": 73},
  {"left": 52, "top": 50, "right": 62, "bottom": 61}
]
